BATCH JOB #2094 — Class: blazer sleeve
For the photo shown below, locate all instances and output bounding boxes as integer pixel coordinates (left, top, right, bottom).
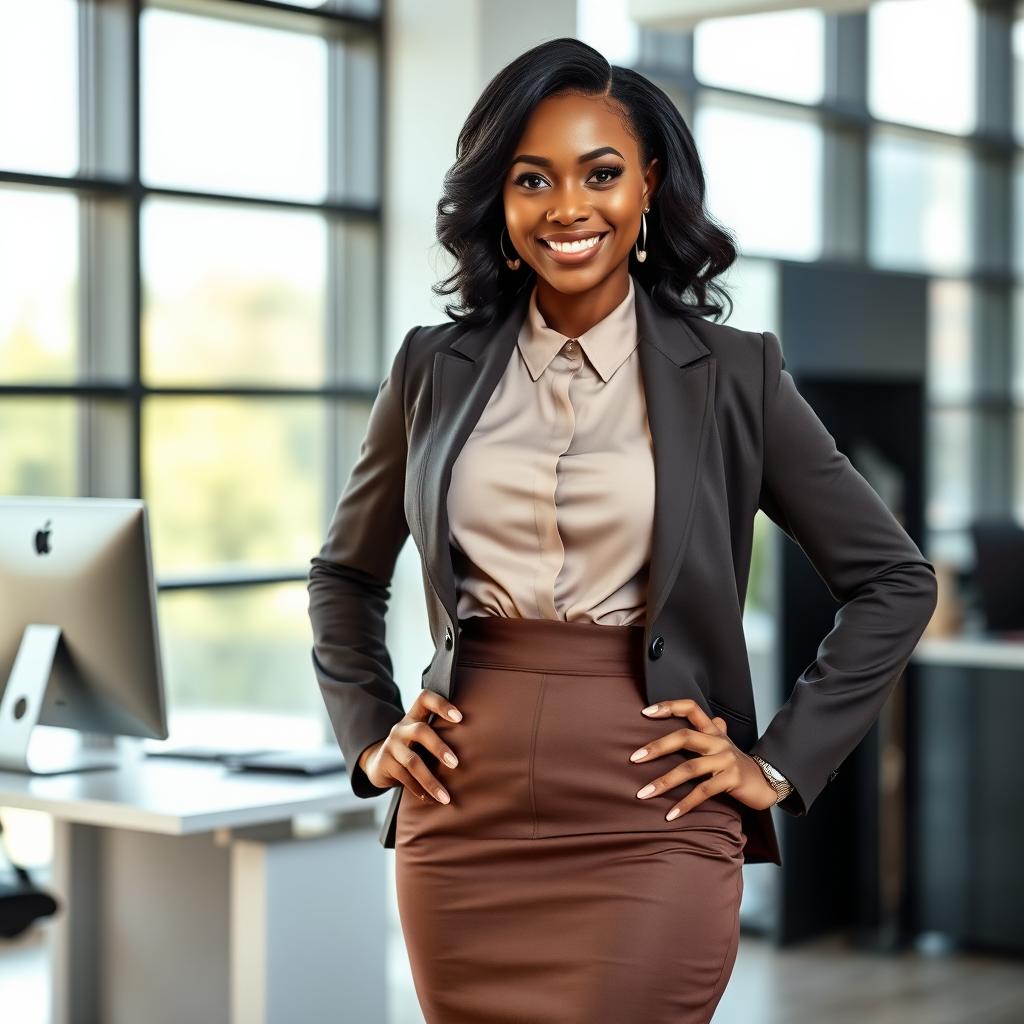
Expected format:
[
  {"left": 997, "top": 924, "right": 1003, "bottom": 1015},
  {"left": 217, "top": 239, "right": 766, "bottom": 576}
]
[
  {"left": 747, "top": 329, "right": 938, "bottom": 816},
  {"left": 307, "top": 324, "right": 421, "bottom": 799}
]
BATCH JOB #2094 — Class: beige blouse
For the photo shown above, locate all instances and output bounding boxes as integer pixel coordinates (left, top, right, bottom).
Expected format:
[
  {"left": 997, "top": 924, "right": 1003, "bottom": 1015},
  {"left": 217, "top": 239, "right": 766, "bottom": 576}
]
[{"left": 447, "top": 273, "right": 654, "bottom": 627}]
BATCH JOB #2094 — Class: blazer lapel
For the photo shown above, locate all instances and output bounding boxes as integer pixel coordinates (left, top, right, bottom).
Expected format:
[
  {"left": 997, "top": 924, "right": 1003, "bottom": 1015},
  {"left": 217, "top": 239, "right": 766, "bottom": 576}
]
[
  {"left": 634, "top": 285, "right": 716, "bottom": 627},
  {"left": 417, "top": 280, "right": 715, "bottom": 632}
]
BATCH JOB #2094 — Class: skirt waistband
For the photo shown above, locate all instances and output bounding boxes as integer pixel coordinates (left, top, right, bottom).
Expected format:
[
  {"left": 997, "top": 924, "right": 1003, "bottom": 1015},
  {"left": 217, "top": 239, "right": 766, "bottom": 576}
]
[{"left": 455, "top": 615, "right": 647, "bottom": 677}]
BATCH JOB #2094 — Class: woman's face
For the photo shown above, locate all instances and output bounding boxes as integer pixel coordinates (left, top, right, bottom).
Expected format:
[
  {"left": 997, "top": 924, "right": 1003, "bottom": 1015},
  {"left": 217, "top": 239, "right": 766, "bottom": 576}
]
[{"left": 502, "top": 92, "right": 659, "bottom": 297}]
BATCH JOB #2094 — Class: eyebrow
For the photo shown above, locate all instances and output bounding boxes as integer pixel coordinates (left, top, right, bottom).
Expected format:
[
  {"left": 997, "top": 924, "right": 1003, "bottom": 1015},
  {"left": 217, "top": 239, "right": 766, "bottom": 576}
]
[{"left": 510, "top": 145, "right": 625, "bottom": 169}]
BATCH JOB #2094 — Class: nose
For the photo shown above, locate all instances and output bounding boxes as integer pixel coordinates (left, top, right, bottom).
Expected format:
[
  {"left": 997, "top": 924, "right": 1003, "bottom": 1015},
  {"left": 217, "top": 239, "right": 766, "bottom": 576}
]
[{"left": 546, "top": 183, "right": 592, "bottom": 225}]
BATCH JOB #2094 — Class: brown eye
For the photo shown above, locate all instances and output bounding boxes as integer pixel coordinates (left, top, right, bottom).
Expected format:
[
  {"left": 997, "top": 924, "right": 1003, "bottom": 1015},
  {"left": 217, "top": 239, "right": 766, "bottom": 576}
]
[
  {"left": 592, "top": 166, "right": 624, "bottom": 184},
  {"left": 514, "top": 173, "right": 545, "bottom": 189}
]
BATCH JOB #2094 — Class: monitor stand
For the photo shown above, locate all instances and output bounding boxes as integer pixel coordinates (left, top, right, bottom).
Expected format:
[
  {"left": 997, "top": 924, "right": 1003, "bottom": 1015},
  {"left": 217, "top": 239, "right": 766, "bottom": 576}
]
[{"left": 0, "top": 623, "right": 120, "bottom": 775}]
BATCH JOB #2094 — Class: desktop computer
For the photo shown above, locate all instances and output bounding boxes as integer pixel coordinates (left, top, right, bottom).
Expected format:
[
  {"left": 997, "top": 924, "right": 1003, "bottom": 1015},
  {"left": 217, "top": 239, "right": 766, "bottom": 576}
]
[{"left": 0, "top": 496, "right": 169, "bottom": 774}]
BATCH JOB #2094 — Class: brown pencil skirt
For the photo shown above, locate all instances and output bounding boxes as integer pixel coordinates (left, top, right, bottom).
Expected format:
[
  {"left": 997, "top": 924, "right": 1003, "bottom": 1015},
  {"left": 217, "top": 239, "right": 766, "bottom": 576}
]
[{"left": 394, "top": 615, "right": 747, "bottom": 1024}]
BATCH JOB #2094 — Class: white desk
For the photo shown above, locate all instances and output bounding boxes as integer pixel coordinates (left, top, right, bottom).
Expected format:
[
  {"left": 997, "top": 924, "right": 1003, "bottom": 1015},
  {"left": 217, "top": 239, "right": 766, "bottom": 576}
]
[
  {"left": 913, "top": 633, "right": 1024, "bottom": 670},
  {"left": 0, "top": 745, "right": 387, "bottom": 1024}
]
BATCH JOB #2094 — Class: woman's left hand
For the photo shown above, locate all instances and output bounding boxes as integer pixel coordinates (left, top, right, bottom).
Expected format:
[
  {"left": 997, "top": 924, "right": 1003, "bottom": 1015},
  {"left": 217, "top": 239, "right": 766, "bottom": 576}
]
[{"left": 631, "top": 698, "right": 779, "bottom": 819}]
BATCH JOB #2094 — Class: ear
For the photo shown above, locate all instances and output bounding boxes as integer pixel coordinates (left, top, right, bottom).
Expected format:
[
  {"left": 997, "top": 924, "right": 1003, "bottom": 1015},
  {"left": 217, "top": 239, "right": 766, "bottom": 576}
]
[{"left": 643, "top": 156, "right": 662, "bottom": 207}]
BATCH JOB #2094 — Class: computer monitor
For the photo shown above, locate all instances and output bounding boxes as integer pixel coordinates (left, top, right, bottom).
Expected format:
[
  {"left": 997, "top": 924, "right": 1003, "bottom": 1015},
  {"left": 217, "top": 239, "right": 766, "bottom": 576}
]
[{"left": 0, "top": 496, "right": 168, "bottom": 774}]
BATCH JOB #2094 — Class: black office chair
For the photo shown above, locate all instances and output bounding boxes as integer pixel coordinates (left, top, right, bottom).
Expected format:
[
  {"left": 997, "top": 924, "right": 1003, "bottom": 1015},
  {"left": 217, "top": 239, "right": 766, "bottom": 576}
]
[{"left": 0, "top": 814, "right": 59, "bottom": 940}]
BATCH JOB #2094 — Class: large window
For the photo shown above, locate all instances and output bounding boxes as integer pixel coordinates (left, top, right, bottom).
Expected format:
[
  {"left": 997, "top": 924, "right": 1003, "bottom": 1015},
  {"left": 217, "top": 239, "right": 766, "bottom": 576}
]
[{"left": 0, "top": 0, "right": 383, "bottom": 747}]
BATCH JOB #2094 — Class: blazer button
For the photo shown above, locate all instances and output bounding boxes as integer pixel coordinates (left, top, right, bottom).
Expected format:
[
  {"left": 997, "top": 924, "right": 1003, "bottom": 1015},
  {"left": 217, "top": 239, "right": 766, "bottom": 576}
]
[
  {"left": 648, "top": 634, "right": 665, "bottom": 660},
  {"left": 444, "top": 626, "right": 454, "bottom": 651}
]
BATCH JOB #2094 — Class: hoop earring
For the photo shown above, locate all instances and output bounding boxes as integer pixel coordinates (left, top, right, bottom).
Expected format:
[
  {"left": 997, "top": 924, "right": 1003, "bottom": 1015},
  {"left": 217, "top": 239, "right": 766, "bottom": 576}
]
[
  {"left": 635, "top": 207, "right": 650, "bottom": 263},
  {"left": 499, "top": 226, "right": 521, "bottom": 270}
]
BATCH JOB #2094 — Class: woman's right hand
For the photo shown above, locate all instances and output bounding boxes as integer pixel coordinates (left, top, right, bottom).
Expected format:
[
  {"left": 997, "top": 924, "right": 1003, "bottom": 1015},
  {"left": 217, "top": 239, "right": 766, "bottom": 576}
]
[{"left": 358, "top": 689, "right": 463, "bottom": 804}]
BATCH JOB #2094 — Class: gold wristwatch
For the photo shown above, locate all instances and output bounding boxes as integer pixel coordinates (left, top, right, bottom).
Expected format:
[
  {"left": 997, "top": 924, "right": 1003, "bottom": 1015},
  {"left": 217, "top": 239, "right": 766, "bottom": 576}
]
[{"left": 751, "top": 755, "right": 793, "bottom": 804}]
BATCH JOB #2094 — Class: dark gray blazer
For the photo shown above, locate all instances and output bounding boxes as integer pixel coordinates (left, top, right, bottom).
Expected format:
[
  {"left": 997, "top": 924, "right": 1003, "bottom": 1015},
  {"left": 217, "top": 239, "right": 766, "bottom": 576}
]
[{"left": 307, "top": 282, "right": 938, "bottom": 866}]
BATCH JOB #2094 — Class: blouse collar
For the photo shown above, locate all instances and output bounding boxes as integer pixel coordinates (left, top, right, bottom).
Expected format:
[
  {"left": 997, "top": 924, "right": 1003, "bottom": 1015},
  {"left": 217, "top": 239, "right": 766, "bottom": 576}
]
[{"left": 517, "top": 274, "right": 638, "bottom": 383}]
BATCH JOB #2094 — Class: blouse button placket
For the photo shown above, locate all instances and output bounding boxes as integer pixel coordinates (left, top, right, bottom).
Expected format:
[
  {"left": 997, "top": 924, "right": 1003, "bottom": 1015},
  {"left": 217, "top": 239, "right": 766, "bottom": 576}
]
[{"left": 533, "top": 339, "right": 584, "bottom": 618}]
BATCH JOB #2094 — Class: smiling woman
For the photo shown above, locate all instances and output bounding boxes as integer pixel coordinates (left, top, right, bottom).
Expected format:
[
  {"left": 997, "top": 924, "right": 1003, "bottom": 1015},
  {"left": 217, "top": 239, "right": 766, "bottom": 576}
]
[
  {"left": 387, "top": 35, "right": 753, "bottom": 1024},
  {"left": 311, "top": 19, "right": 942, "bottom": 1024},
  {"left": 432, "top": 36, "right": 738, "bottom": 332},
  {"left": 311, "top": 28, "right": 939, "bottom": 1024}
]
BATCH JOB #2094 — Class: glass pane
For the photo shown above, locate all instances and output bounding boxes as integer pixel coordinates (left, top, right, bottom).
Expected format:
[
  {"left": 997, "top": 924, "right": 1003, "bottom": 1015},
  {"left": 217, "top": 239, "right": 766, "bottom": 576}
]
[
  {"left": 0, "top": 397, "right": 76, "bottom": 494},
  {"left": 1015, "top": 15, "right": 1024, "bottom": 144},
  {"left": 0, "top": 186, "right": 79, "bottom": 383},
  {"left": 927, "top": 408, "right": 972, "bottom": 530},
  {"left": 0, "top": 0, "right": 77, "bottom": 176},
  {"left": 158, "top": 583, "right": 328, "bottom": 737},
  {"left": 331, "top": 218, "right": 380, "bottom": 385},
  {"left": 142, "top": 397, "right": 325, "bottom": 576},
  {"left": 869, "top": 129, "right": 974, "bottom": 275},
  {"left": 141, "top": 8, "right": 328, "bottom": 202},
  {"left": 1013, "top": 155, "right": 1024, "bottom": 276},
  {"left": 337, "top": 36, "right": 381, "bottom": 205},
  {"left": 694, "top": 10, "right": 825, "bottom": 104},
  {"left": 928, "top": 279, "right": 973, "bottom": 402},
  {"left": 868, "top": 0, "right": 976, "bottom": 136},
  {"left": 141, "top": 198, "right": 326, "bottom": 387},
  {"left": 695, "top": 95, "right": 822, "bottom": 261}
]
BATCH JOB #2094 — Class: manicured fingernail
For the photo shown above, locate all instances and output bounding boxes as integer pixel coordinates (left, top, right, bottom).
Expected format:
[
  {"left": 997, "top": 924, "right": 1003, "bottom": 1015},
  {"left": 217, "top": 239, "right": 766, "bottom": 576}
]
[
  {"left": 666, "top": 808, "right": 681, "bottom": 821},
  {"left": 637, "top": 784, "right": 656, "bottom": 798},
  {"left": 437, "top": 789, "right": 450, "bottom": 803},
  {"left": 642, "top": 705, "right": 659, "bottom": 715},
  {"left": 442, "top": 752, "right": 458, "bottom": 768},
  {"left": 448, "top": 709, "right": 462, "bottom": 721},
  {"left": 630, "top": 748, "right": 648, "bottom": 762}
]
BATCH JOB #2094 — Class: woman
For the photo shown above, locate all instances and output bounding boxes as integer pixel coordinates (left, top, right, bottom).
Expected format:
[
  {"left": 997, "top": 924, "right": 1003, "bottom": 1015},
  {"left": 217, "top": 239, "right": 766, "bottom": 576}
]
[{"left": 307, "top": 37, "right": 938, "bottom": 1024}]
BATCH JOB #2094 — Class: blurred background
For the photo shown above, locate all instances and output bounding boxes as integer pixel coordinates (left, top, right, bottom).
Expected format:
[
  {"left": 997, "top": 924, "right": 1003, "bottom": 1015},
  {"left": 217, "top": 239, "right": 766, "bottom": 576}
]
[{"left": 1, "top": 0, "right": 1022, "bottom": 1021}]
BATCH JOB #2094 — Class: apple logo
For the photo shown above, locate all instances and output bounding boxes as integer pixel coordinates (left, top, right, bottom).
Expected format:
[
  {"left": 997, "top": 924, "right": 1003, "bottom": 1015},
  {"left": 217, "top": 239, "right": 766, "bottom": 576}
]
[{"left": 35, "top": 520, "right": 52, "bottom": 556}]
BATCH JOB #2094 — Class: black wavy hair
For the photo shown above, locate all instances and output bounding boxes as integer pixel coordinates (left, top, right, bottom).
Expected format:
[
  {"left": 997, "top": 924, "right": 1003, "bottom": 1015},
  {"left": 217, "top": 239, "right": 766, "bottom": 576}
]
[{"left": 432, "top": 36, "right": 738, "bottom": 328}]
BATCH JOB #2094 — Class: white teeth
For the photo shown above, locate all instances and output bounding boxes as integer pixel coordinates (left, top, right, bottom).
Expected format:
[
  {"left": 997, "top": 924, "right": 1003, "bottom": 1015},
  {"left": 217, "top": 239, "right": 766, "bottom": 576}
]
[{"left": 544, "top": 234, "right": 603, "bottom": 253}]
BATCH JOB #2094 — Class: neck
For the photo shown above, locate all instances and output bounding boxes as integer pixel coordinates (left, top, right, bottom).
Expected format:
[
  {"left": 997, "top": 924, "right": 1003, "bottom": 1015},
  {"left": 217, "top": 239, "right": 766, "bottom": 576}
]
[{"left": 533, "top": 268, "right": 631, "bottom": 338}]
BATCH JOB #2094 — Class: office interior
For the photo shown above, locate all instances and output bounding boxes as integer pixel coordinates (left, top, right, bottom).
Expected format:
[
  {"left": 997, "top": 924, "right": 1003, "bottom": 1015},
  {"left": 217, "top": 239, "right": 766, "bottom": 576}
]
[{"left": 1, "top": 0, "right": 1023, "bottom": 1021}]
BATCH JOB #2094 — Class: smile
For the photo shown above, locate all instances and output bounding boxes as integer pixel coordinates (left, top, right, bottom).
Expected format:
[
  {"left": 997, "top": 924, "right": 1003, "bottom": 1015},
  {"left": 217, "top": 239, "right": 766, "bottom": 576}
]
[{"left": 540, "top": 231, "right": 609, "bottom": 264}]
